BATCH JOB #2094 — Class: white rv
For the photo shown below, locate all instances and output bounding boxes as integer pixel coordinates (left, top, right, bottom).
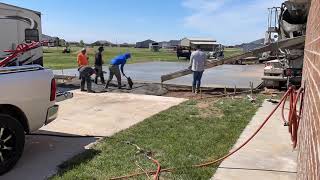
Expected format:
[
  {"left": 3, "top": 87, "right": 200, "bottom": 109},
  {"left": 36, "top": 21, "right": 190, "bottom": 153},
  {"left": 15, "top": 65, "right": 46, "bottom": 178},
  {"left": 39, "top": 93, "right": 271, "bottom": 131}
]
[{"left": 0, "top": 2, "right": 43, "bottom": 66}]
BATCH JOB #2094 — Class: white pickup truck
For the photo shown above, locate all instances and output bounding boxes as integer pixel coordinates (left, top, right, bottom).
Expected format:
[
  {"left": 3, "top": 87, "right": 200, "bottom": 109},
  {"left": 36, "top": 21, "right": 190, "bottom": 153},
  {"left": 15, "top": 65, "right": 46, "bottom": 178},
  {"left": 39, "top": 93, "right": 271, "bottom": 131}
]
[{"left": 0, "top": 65, "right": 59, "bottom": 174}]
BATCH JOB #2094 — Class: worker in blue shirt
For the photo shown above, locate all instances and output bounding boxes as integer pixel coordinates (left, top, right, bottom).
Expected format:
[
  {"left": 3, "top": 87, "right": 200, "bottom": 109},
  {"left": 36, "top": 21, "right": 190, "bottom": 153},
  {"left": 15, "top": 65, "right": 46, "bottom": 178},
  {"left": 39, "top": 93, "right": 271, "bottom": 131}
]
[{"left": 105, "top": 53, "right": 131, "bottom": 89}]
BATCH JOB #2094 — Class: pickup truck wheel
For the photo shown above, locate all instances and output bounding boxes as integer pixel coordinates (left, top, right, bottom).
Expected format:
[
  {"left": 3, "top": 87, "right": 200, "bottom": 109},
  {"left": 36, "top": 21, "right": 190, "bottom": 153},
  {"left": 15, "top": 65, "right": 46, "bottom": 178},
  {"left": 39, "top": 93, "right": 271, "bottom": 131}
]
[{"left": 0, "top": 114, "right": 25, "bottom": 175}]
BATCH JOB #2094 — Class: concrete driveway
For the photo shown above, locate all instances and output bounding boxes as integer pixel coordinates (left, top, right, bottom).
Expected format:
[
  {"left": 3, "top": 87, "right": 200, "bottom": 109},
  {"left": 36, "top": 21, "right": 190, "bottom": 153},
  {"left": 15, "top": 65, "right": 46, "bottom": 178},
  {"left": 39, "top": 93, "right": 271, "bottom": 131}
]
[{"left": 2, "top": 91, "right": 186, "bottom": 180}]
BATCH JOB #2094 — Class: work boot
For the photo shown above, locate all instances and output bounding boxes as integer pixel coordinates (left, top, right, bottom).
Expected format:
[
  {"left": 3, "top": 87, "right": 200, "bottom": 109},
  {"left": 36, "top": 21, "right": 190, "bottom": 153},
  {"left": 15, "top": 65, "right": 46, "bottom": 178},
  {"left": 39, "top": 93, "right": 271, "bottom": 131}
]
[
  {"left": 101, "top": 77, "right": 106, "bottom": 84},
  {"left": 87, "top": 89, "right": 95, "bottom": 93},
  {"left": 196, "top": 88, "right": 200, "bottom": 94},
  {"left": 105, "top": 81, "right": 110, "bottom": 89},
  {"left": 192, "top": 86, "right": 196, "bottom": 93}
]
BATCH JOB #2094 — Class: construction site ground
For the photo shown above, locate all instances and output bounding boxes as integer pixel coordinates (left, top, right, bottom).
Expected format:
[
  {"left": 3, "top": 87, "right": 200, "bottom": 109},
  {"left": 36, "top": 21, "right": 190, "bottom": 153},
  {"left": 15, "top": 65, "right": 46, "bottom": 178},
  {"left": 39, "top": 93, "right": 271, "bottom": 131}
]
[{"left": 3, "top": 62, "right": 284, "bottom": 180}]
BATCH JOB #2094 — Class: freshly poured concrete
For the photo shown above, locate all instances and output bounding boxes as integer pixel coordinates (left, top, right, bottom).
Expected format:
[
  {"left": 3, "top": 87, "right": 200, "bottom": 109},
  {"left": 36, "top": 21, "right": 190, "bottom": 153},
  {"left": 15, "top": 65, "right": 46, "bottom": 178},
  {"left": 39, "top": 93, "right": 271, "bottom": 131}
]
[
  {"left": 54, "top": 62, "right": 264, "bottom": 88},
  {"left": 211, "top": 100, "right": 297, "bottom": 180},
  {"left": 2, "top": 91, "right": 186, "bottom": 180}
]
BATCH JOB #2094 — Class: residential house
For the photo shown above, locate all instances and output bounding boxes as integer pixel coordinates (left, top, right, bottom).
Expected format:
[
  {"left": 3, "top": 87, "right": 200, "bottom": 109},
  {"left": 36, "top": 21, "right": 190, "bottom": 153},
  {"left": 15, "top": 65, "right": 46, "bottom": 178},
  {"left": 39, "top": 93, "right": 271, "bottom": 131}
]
[
  {"left": 135, "top": 39, "right": 156, "bottom": 48},
  {"left": 91, "top": 40, "right": 115, "bottom": 47},
  {"left": 180, "top": 37, "right": 217, "bottom": 51}
]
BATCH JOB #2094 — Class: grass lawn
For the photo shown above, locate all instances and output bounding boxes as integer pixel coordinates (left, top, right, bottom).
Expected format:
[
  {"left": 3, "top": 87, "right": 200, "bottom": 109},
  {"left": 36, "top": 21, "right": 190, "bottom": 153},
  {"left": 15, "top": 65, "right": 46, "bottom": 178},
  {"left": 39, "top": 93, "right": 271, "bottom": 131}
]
[
  {"left": 51, "top": 95, "right": 264, "bottom": 180},
  {"left": 43, "top": 47, "right": 243, "bottom": 70},
  {"left": 44, "top": 47, "right": 179, "bottom": 70},
  {"left": 224, "top": 48, "right": 243, "bottom": 57}
]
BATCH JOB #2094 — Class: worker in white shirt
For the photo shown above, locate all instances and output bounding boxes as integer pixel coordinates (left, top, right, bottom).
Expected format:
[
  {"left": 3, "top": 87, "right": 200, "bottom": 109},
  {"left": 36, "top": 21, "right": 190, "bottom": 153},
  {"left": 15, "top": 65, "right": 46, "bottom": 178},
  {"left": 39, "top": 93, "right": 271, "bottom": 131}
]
[{"left": 188, "top": 45, "right": 206, "bottom": 93}]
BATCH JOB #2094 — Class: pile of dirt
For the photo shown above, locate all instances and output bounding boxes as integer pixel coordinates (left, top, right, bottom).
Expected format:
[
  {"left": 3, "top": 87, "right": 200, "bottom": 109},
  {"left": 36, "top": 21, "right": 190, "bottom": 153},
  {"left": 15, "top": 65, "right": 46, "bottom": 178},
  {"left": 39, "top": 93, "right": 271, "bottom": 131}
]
[{"left": 196, "top": 100, "right": 224, "bottom": 118}]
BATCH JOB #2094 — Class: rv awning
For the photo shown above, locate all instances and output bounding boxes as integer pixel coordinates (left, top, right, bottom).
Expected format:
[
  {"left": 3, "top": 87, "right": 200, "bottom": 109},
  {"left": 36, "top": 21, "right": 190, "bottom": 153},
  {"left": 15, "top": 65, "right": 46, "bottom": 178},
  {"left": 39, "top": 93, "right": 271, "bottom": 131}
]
[{"left": 190, "top": 41, "right": 217, "bottom": 45}]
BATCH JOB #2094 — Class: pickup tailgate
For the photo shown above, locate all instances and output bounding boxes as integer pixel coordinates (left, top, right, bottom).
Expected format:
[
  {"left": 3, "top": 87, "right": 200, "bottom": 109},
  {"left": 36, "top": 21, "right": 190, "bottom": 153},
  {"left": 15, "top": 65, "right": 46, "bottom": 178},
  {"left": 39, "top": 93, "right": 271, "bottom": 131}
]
[{"left": 0, "top": 65, "right": 57, "bottom": 131}]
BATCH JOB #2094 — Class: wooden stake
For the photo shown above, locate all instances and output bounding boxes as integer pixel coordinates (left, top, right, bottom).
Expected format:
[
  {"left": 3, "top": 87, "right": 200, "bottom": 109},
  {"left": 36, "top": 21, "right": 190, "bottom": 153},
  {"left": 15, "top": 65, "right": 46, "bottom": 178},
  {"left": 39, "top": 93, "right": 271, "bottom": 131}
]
[
  {"left": 250, "top": 82, "right": 253, "bottom": 96},
  {"left": 62, "top": 69, "right": 64, "bottom": 83},
  {"left": 224, "top": 86, "right": 227, "bottom": 96}
]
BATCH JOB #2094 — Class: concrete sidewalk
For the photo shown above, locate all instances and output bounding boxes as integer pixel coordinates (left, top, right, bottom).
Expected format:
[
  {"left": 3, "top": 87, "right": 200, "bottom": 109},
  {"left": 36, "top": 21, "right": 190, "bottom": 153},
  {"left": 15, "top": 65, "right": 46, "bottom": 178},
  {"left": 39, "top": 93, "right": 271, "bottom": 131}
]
[{"left": 211, "top": 100, "right": 297, "bottom": 180}]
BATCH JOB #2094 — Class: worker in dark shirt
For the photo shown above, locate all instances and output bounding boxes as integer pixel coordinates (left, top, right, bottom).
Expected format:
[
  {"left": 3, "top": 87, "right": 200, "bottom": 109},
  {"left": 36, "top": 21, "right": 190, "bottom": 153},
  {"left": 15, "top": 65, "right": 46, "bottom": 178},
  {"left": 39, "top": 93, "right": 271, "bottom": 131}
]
[
  {"left": 94, "top": 46, "right": 105, "bottom": 84},
  {"left": 105, "top": 53, "right": 131, "bottom": 89}
]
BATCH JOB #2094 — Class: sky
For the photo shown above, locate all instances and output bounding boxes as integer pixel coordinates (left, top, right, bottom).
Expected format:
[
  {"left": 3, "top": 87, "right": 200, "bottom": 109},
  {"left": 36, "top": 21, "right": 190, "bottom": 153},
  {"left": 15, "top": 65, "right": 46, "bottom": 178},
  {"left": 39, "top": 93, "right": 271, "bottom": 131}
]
[{"left": 1, "top": 0, "right": 283, "bottom": 45}]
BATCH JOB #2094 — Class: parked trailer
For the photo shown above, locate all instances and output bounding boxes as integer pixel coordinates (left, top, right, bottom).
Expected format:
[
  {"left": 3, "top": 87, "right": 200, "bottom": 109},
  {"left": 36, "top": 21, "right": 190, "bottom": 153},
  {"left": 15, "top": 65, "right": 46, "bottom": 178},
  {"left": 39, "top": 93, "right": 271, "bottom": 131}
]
[{"left": 0, "top": 3, "right": 43, "bottom": 66}]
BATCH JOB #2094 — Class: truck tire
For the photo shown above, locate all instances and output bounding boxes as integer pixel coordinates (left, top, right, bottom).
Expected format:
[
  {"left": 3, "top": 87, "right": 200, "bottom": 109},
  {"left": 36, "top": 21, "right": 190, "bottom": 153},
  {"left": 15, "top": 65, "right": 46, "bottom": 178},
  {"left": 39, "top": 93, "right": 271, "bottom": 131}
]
[{"left": 0, "top": 114, "right": 25, "bottom": 175}]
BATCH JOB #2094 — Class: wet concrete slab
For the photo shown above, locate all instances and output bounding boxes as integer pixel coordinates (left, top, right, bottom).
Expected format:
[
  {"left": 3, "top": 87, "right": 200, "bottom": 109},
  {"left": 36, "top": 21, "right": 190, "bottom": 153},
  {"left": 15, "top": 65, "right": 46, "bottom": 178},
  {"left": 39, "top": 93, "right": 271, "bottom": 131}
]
[{"left": 53, "top": 62, "right": 264, "bottom": 89}]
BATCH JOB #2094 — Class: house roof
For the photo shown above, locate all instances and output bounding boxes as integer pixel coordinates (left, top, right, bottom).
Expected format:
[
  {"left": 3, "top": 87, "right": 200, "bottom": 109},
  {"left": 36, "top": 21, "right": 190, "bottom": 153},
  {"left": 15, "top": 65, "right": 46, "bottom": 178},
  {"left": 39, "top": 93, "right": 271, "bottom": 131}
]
[
  {"left": 183, "top": 37, "right": 216, "bottom": 42},
  {"left": 42, "top": 35, "right": 59, "bottom": 41},
  {"left": 137, "top": 39, "right": 156, "bottom": 43},
  {"left": 0, "top": 2, "right": 41, "bottom": 16},
  {"left": 95, "top": 40, "right": 114, "bottom": 44}
]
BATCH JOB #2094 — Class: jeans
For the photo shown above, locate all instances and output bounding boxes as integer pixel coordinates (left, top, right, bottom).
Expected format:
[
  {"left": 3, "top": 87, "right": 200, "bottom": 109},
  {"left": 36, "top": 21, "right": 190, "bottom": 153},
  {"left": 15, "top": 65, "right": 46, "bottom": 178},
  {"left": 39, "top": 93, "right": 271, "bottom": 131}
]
[
  {"left": 193, "top": 71, "right": 204, "bottom": 89},
  {"left": 80, "top": 74, "right": 92, "bottom": 92},
  {"left": 79, "top": 66, "right": 94, "bottom": 92}
]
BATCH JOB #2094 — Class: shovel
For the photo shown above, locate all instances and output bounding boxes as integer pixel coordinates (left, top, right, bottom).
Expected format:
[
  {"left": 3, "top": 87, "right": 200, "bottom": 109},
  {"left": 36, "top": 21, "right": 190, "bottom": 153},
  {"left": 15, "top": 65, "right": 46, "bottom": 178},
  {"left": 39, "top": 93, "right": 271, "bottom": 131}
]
[{"left": 123, "top": 74, "right": 134, "bottom": 89}]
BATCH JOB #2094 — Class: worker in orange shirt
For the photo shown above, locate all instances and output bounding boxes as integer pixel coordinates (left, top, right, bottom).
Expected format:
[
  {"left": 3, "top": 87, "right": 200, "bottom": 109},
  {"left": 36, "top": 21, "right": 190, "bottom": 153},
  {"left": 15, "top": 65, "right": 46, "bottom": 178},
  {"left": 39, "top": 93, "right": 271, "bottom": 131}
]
[
  {"left": 77, "top": 48, "right": 94, "bottom": 93},
  {"left": 77, "top": 48, "right": 89, "bottom": 67}
]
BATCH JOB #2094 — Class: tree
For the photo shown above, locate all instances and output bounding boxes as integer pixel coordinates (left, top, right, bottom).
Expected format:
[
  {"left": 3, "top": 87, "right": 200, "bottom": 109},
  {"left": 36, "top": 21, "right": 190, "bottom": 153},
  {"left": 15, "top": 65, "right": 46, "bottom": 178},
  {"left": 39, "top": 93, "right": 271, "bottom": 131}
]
[{"left": 80, "top": 40, "right": 85, "bottom": 47}]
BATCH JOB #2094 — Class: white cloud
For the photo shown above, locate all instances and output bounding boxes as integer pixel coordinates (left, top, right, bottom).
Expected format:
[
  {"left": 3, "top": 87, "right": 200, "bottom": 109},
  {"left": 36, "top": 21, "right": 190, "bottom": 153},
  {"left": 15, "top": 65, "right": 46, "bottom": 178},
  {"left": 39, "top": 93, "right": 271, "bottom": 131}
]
[{"left": 182, "top": 0, "right": 283, "bottom": 45}]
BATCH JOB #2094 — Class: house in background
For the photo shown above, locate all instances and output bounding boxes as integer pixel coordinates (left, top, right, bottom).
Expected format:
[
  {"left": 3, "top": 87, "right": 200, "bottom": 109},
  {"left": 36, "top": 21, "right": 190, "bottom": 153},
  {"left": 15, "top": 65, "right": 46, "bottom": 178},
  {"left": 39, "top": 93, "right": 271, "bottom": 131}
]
[
  {"left": 169, "top": 40, "right": 180, "bottom": 47},
  {"left": 68, "top": 41, "right": 80, "bottom": 46},
  {"left": 119, "top": 43, "right": 135, "bottom": 48},
  {"left": 59, "top": 39, "right": 66, "bottom": 46},
  {"left": 160, "top": 40, "right": 180, "bottom": 49},
  {"left": 180, "top": 37, "right": 217, "bottom": 51},
  {"left": 159, "top": 41, "right": 170, "bottom": 48},
  {"left": 91, "top": 40, "right": 115, "bottom": 47},
  {"left": 135, "top": 39, "right": 156, "bottom": 48},
  {"left": 42, "top": 34, "right": 66, "bottom": 47}
]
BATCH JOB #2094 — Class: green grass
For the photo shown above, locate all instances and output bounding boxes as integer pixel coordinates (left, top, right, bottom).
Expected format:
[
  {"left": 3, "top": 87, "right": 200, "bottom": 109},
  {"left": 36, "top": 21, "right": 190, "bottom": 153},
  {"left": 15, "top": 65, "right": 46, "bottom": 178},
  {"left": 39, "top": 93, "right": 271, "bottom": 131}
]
[
  {"left": 43, "top": 47, "right": 179, "bottom": 69},
  {"left": 224, "top": 48, "right": 243, "bottom": 57},
  {"left": 51, "top": 95, "right": 264, "bottom": 180},
  {"left": 43, "top": 47, "right": 243, "bottom": 70}
]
